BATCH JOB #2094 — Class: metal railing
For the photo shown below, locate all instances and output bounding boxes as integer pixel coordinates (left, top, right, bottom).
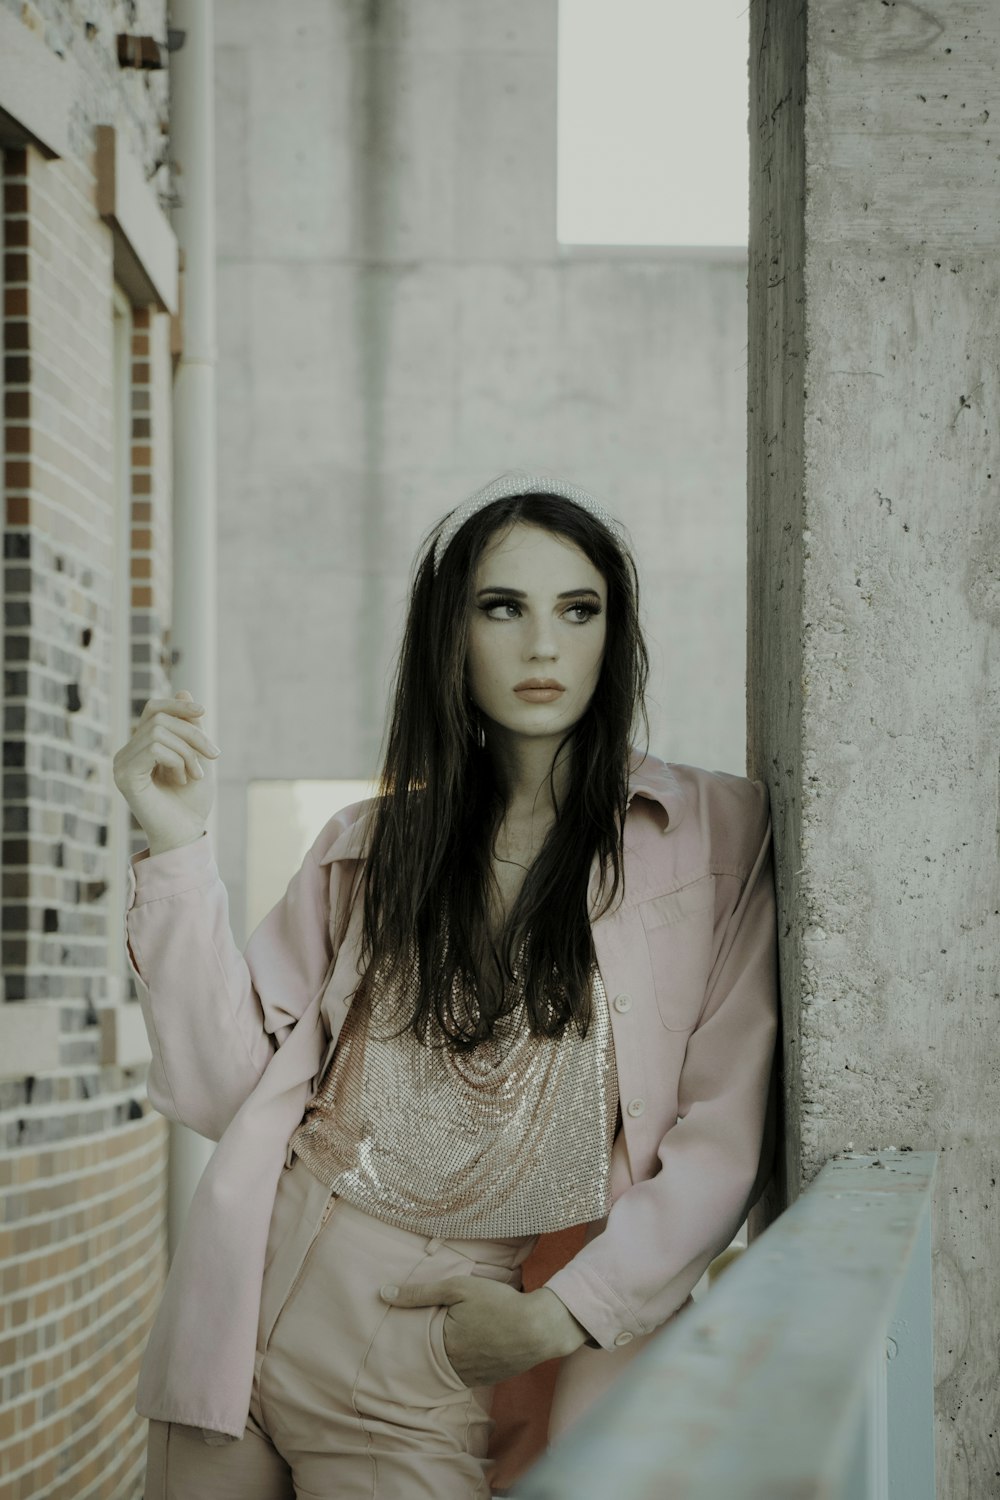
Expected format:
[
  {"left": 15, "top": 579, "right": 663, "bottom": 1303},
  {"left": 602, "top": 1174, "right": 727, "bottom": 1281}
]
[{"left": 512, "top": 1150, "right": 937, "bottom": 1499}]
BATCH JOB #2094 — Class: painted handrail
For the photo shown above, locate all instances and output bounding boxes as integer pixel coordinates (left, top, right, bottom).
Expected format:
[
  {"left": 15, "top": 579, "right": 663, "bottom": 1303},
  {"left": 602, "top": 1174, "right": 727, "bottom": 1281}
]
[{"left": 511, "top": 1150, "right": 937, "bottom": 1500}]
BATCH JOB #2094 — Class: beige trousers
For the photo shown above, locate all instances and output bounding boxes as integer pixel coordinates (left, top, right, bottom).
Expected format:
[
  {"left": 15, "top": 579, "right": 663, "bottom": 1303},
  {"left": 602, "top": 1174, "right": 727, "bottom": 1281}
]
[{"left": 143, "top": 1154, "right": 536, "bottom": 1500}]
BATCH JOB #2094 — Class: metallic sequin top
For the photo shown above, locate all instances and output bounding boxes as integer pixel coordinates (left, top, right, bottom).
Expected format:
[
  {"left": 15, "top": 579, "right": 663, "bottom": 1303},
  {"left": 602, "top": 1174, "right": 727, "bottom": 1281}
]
[{"left": 288, "top": 958, "right": 619, "bottom": 1239}]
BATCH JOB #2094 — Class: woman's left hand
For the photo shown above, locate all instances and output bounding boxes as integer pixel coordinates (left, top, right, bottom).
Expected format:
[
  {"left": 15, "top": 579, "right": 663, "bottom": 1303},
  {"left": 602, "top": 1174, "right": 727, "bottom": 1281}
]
[{"left": 379, "top": 1278, "right": 588, "bottom": 1387}]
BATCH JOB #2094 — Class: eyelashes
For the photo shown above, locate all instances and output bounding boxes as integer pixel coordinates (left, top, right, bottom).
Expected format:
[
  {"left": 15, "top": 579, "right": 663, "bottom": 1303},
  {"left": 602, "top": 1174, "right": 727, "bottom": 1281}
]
[{"left": 561, "top": 602, "right": 602, "bottom": 622}]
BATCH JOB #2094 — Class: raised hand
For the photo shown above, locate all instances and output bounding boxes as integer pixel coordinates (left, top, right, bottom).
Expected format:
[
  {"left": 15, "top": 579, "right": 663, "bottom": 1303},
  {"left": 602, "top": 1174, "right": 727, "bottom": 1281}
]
[{"left": 112, "top": 689, "right": 221, "bottom": 855}]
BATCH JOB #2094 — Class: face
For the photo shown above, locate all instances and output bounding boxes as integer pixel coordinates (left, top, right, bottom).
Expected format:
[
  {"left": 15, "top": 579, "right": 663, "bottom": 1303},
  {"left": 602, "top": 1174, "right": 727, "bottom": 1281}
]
[{"left": 465, "top": 522, "right": 608, "bottom": 749}]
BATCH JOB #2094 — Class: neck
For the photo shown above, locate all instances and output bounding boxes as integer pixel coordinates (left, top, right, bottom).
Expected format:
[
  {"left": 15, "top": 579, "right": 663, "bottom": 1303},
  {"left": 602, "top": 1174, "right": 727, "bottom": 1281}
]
[{"left": 485, "top": 728, "right": 573, "bottom": 823}]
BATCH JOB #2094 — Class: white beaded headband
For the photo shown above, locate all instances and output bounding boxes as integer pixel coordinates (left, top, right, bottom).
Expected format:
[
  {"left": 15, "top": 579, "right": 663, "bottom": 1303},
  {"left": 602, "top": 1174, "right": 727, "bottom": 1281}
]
[{"left": 431, "top": 470, "right": 627, "bottom": 575}]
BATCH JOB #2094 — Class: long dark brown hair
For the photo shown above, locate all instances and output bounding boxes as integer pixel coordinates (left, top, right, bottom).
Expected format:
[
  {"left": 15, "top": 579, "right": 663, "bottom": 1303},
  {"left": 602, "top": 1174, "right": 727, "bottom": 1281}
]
[{"left": 353, "top": 491, "right": 650, "bottom": 1051}]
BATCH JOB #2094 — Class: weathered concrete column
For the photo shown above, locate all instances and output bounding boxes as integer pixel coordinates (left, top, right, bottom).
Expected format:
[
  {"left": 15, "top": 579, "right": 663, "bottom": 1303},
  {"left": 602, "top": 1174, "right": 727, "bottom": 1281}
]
[
  {"left": 747, "top": 2, "right": 999, "bottom": 1493},
  {"left": 167, "top": 0, "right": 218, "bottom": 1251}
]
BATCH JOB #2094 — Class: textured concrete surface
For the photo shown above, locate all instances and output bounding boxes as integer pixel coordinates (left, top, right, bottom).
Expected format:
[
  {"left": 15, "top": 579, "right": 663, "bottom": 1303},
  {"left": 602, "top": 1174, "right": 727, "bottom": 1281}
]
[
  {"left": 748, "top": 3, "right": 1000, "bottom": 1495},
  {"left": 213, "top": 0, "right": 751, "bottom": 934}
]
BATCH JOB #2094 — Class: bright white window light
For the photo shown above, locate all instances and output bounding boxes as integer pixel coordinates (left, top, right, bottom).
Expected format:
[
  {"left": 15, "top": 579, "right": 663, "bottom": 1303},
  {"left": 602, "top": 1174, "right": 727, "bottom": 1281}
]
[
  {"left": 246, "top": 779, "right": 378, "bottom": 935},
  {"left": 557, "top": 0, "right": 750, "bottom": 247}
]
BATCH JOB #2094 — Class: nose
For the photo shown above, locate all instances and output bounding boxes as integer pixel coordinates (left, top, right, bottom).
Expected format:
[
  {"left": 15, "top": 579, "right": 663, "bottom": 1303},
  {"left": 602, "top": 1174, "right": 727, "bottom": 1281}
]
[{"left": 525, "top": 617, "right": 558, "bottom": 662}]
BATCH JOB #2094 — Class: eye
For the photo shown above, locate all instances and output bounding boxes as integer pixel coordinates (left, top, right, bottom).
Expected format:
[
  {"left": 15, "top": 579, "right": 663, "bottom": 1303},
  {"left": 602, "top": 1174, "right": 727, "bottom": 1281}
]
[
  {"left": 563, "top": 602, "right": 602, "bottom": 623},
  {"left": 478, "top": 595, "right": 522, "bottom": 620}
]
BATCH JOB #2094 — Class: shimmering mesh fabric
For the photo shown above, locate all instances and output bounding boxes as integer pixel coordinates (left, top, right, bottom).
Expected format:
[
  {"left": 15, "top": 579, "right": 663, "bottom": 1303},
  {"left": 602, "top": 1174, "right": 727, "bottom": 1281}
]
[{"left": 287, "top": 959, "right": 618, "bottom": 1239}]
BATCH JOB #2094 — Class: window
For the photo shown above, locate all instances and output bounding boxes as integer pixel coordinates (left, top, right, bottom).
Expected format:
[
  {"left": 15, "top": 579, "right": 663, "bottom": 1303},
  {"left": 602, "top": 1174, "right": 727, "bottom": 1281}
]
[{"left": 246, "top": 779, "right": 378, "bottom": 934}]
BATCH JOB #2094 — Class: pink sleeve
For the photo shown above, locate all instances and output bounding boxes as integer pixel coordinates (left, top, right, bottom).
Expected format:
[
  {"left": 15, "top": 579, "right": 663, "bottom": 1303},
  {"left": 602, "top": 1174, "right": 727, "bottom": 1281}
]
[
  {"left": 124, "top": 819, "right": 342, "bottom": 1142},
  {"left": 544, "top": 785, "right": 780, "bottom": 1349}
]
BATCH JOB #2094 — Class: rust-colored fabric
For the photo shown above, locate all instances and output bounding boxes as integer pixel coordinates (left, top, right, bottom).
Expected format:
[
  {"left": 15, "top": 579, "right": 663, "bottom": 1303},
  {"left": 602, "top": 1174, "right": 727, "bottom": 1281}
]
[{"left": 486, "top": 1225, "right": 589, "bottom": 1491}]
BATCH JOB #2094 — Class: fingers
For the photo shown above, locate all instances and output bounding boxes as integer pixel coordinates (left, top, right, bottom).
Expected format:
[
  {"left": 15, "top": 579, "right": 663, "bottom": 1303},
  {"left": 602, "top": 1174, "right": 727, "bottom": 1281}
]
[
  {"left": 114, "top": 694, "right": 220, "bottom": 797},
  {"left": 147, "top": 710, "right": 219, "bottom": 760},
  {"left": 139, "top": 693, "right": 205, "bottom": 721},
  {"left": 146, "top": 722, "right": 211, "bottom": 782},
  {"left": 137, "top": 696, "right": 220, "bottom": 756},
  {"left": 380, "top": 1279, "right": 466, "bottom": 1308}
]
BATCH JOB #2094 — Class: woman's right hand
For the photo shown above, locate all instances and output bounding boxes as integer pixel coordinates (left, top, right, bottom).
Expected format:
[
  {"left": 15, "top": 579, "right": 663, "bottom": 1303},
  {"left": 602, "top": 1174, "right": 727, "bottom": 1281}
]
[{"left": 112, "top": 689, "right": 221, "bottom": 854}]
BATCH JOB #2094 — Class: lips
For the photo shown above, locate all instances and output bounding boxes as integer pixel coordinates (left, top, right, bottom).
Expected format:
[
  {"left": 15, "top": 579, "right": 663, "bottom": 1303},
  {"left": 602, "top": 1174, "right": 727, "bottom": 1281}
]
[{"left": 514, "top": 678, "right": 565, "bottom": 703}]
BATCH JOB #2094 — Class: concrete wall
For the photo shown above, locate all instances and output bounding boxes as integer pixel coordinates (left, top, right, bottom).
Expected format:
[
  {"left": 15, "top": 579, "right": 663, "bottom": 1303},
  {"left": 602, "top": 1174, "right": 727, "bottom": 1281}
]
[
  {"left": 213, "top": 0, "right": 750, "bottom": 937},
  {"left": 748, "top": 3, "right": 1000, "bottom": 1494}
]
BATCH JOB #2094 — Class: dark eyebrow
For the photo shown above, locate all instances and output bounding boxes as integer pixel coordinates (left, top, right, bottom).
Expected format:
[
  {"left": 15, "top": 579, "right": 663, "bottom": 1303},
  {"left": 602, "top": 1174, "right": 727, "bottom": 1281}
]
[{"left": 475, "top": 586, "right": 602, "bottom": 601}]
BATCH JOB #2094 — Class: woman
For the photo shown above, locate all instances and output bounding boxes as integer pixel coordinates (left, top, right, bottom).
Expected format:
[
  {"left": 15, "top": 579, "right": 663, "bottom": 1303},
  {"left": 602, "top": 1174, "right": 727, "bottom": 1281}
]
[{"left": 114, "top": 471, "right": 780, "bottom": 1499}]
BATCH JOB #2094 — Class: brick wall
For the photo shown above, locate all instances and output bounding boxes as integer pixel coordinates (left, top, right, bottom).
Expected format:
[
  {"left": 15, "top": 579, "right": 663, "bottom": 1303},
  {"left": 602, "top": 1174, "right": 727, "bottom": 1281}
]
[
  {"left": 128, "top": 303, "right": 174, "bottom": 760},
  {"left": 0, "top": 1115, "right": 167, "bottom": 1498},
  {"left": 3, "top": 144, "right": 118, "bottom": 1010},
  {"left": 1, "top": 4, "right": 176, "bottom": 1492}
]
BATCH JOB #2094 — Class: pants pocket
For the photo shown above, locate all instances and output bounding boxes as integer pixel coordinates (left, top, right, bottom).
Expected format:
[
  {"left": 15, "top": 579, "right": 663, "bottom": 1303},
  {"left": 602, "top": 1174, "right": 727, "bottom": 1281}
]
[
  {"left": 330, "top": 1209, "right": 529, "bottom": 1422},
  {"left": 422, "top": 1259, "right": 524, "bottom": 1393},
  {"left": 427, "top": 1303, "right": 470, "bottom": 1391},
  {"left": 356, "top": 1296, "right": 472, "bottom": 1411}
]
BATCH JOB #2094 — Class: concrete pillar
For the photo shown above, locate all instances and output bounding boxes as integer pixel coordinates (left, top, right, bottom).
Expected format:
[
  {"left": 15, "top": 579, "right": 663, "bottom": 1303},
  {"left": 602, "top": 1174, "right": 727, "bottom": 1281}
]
[
  {"left": 167, "top": 0, "right": 218, "bottom": 1251},
  {"left": 747, "top": 3, "right": 999, "bottom": 1494}
]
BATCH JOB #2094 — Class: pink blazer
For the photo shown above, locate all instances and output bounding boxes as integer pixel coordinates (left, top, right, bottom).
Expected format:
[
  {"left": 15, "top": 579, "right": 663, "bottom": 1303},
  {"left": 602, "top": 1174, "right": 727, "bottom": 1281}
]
[{"left": 124, "top": 753, "right": 779, "bottom": 1484}]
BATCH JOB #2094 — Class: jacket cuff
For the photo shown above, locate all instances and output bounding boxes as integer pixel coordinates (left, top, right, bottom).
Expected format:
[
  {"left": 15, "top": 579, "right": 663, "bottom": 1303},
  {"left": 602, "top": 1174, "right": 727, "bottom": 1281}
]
[
  {"left": 542, "top": 1259, "right": 646, "bottom": 1353},
  {"left": 127, "top": 831, "right": 218, "bottom": 908}
]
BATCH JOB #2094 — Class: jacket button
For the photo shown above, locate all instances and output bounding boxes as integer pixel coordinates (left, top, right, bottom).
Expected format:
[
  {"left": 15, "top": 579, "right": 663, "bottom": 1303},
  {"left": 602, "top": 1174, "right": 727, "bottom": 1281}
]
[
  {"left": 626, "top": 1097, "right": 645, "bottom": 1118},
  {"left": 614, "top": 1331, "right": 634, "bottom": 1346},
  {"left": 612, "top": 993, "right": 632, "bottom": 1013}
]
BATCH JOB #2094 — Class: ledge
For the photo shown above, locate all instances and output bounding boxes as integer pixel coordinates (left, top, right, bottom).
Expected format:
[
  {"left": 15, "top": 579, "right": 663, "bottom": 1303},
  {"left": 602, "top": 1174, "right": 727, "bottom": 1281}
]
[
  {"left": 95, "top": 124, "right": 178, "bottom": 314},
  {"left": 514, "top": 1150, "right": 938, "bottom": 1499},
  {"left": 0, "top": 6, "right": 73, "bottom": 159}
]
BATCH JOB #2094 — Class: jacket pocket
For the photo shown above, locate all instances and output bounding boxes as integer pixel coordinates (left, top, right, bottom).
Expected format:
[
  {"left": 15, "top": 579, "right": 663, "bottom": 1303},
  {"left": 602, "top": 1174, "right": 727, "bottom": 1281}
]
[{"left": 637, "top": 877, "right": 716, "bottom": 1030}]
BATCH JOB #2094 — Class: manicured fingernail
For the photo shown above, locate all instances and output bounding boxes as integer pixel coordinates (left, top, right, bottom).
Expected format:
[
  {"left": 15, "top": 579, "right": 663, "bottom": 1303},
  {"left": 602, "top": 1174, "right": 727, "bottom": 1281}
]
[
  {"left": 193, "top": 764, "right": 204, "bottom": 778},
  {"left": 380, "top": 1284, "right": 399, "bottom": 1301}
]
